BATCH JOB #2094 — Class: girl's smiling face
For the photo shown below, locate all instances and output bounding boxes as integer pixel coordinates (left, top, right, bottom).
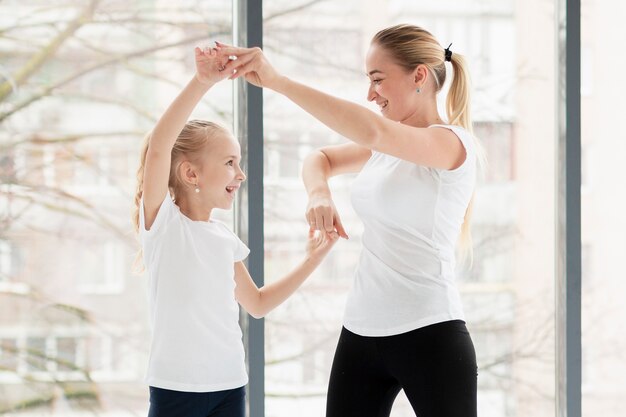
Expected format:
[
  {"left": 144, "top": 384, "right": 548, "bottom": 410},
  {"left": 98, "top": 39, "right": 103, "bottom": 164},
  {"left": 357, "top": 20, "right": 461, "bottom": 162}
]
[{"left": 196, "top": 135, "right": 246, "bottom": 210}]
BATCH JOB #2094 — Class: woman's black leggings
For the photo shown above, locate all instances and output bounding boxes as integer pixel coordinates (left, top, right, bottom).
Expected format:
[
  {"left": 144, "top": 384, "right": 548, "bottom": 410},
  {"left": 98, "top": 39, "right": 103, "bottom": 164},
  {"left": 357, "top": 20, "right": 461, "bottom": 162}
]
[{"left": 326, "top": 320, "right": 477, "bottom": 417}]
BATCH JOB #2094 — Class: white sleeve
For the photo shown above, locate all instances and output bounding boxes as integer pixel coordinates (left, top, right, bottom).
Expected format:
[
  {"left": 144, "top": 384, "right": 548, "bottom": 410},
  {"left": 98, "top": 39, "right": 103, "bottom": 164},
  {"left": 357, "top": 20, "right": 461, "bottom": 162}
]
[
  {"left": 233, "top": 236, "right": 250, "bottom": 262},
  {"left": 214, "top": 222, "right": 251, "bottom": 262},
  {"left": 433, "top": 125, "right": 477, "bottom": 183},
  {"left": 139, "top": 193, "right": 175, "bottom": 239}
]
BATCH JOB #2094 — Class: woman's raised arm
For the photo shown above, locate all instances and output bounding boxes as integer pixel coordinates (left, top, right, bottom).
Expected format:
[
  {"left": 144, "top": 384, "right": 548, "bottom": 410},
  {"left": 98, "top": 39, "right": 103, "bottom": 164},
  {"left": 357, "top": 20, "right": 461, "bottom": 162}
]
[{"left": 217, "top": 44, "right": 465, "bottom": 171}]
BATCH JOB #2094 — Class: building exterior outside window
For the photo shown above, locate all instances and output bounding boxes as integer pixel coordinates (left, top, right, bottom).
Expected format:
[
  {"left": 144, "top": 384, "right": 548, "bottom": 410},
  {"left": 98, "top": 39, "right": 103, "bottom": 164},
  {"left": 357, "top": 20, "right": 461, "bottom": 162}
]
[{"left": 0, "top": 1, "right": 621, "bottom": 416}]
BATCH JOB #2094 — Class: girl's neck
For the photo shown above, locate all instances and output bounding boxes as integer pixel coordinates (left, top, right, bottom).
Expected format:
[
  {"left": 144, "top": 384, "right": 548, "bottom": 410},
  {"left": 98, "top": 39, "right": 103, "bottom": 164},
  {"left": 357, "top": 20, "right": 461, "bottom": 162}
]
[{"left": 177, "top": 196, "right": 213, "bottom": 222}]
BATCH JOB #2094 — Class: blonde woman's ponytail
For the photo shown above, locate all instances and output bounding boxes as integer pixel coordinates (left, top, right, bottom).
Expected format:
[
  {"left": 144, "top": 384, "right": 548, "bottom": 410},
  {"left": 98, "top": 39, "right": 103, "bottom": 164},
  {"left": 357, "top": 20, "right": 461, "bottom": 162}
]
[
  {"left": 446, "top": 51, "right": 472, "bottom": 133},
  {"left": 445, "top": 49, "right": 480, "bottom": 265}
]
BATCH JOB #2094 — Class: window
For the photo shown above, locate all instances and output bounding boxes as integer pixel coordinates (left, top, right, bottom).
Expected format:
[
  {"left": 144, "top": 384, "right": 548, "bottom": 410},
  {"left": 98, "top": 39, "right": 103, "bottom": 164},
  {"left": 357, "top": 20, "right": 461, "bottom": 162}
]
[
  {"left": 581, "top": 4, "right": 625, "bottom": 413},
  {"left": 0, "top": 240, "right": 22, "bottom": 282},
  {"left": 55, "top": 337, "right": 78, "bottom": 373},
  {"left": 0, "top": 338, "right": 18, "bottom": 374},
  {"left": 77, "top": 241, "right": 126, "bottom": 294},
  {"left": 25, "top": 337, "right": 48, "bottom": 373},
  {"left": 262, "top": 1, "right": 558, "bottom": 416},
  {"left": 0, "top": 0, "right": 234, "bottom": 413},
  {"left": 0, "top": 150, "right": 16, "bottom": 183}
]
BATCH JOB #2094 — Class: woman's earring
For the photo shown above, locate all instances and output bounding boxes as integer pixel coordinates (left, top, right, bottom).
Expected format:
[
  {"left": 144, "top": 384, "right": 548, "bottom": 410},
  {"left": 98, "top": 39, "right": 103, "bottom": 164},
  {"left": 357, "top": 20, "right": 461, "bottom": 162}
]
[
  {"left": 416, "top": 87, "right": 421, "bottom": 94},
  {"left": 194, "top": 184, "right": 200, "bottom": 193}
]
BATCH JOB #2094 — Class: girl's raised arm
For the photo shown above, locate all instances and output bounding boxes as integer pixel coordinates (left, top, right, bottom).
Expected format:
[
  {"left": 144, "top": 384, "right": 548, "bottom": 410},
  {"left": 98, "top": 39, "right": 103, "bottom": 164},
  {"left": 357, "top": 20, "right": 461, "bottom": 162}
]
[{"left": 142, "top": 47, "right": 229, "bottom": 230}]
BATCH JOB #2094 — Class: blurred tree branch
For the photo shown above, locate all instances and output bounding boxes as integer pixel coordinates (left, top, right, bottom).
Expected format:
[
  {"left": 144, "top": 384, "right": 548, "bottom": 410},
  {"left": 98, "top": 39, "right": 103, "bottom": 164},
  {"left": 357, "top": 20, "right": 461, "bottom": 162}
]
[{"left": 0, "top": 0, "right": 100, "bottom": 102}]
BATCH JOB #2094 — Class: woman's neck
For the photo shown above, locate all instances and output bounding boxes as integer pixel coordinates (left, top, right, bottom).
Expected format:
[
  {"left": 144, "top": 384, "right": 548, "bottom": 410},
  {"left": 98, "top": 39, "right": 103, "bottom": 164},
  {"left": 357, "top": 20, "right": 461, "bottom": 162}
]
[{"left": 401, "top": 98, "right": 445, "bottom": 128}]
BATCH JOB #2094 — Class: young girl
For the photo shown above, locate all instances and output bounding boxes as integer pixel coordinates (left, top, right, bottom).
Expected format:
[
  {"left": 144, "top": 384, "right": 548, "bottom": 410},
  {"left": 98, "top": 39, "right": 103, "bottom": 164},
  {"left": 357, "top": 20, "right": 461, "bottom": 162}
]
[{"left": 132, "top": 46, "right": 338, "bottom": 417}]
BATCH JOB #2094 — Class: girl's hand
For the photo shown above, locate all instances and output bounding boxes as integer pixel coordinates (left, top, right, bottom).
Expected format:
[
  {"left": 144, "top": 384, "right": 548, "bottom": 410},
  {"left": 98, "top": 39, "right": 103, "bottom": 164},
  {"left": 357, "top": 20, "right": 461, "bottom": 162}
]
[
  {"left": 306, "top": 229, "right": 339, "bottom": 262},
  {"left": 194, "top": 46, "right": 231, "bottom": 85},
  {"left": 214, "top": 42, "right": 282, "bottom": 89},
  {"left": 306, "top": 195, "right": 349, "bottom": 239}
]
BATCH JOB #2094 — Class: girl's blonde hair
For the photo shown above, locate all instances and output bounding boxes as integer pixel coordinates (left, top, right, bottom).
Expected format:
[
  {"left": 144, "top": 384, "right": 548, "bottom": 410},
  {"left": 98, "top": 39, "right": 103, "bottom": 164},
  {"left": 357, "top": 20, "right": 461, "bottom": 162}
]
[
  {"left": 132, "top": 120, "right": 231, "bottom": 270},
  {"left": 372, "top": 24, "right": 485, "bottom": 264}
]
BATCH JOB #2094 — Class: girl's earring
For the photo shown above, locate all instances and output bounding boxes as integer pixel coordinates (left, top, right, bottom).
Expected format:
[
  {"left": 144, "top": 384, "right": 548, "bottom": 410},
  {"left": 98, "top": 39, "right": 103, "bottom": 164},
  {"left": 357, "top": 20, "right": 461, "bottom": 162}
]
[
  {"left": 416, "top": 87, "right": 421, "bottom": 94},
  {"left": 194, "top": 184, "right": 200, "bottom": 193}
]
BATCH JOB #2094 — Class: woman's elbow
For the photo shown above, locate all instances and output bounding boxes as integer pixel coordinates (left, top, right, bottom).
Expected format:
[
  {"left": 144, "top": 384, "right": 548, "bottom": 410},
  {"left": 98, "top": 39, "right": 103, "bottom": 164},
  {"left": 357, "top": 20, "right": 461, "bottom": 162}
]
[
  {"left": 248, "top": 309, "right": 266, "bottom": 320},
  {"left": 303, "top": 150, "right": 327, "bottom": 168},
  {"left": 366, "top": 123, "right": 385, "bottom": 151}
]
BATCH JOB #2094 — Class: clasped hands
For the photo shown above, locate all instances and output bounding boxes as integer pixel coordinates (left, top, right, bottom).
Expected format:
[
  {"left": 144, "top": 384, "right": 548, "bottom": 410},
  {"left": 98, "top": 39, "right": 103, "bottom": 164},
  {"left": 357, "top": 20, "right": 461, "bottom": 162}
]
[{"left": 195, "top": 41, "right": 281, "bottom": 88}]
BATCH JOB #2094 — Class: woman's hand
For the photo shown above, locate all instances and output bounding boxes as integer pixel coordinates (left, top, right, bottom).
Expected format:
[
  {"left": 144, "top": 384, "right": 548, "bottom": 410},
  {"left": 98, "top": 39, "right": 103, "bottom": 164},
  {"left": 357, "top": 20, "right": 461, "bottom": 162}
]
[
  {"left": 306, "top": 195, "right": 349, "bottom": 239},
  {"left": 194, "top": 46, "right": 231, "bottom": 85},
  {"left": 214, "top": 42, "right": 282, "bottom": 89},
  {"left": 306, "top": 229, "right": 339, "bottom": 262}
]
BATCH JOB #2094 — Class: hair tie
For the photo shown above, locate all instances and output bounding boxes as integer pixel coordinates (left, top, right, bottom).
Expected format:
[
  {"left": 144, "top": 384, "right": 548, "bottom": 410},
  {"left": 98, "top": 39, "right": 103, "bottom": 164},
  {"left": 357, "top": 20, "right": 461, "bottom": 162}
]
[{"left": 444, "top": 43, "right": 453, "bottom": 62}]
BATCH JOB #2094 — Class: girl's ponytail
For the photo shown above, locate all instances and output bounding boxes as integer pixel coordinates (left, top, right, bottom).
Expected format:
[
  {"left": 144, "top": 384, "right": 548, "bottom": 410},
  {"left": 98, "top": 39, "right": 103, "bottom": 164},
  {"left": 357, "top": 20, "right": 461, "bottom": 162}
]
[
  {"left": 133, "top": 133, "right": 151, "bottom": 234},
  {"left": 132, "top": 132, "right": 151, "bottom": 272}
]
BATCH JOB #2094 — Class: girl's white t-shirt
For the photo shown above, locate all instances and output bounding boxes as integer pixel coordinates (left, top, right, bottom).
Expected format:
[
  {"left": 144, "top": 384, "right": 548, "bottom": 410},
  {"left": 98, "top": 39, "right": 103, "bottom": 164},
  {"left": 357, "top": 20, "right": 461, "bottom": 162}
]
[
  {"left": 139, "top": 194, "right": 249, "bottom": 392},
  {"left": 345, "top": 124, "right": 477, "bottom": 337}
]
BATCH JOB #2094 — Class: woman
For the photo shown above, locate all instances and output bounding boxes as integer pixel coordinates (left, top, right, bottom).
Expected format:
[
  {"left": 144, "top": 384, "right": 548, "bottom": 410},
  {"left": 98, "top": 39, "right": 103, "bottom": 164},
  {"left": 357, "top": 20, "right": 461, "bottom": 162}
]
[{"left": 217, "top": 23, "right": 480, "bottom": 417}]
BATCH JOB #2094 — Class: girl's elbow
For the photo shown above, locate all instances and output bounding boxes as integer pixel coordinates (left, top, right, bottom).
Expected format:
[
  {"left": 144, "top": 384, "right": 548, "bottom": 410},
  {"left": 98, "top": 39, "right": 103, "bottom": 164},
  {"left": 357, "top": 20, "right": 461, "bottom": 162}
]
[{"left": 247, "top": 294, "right": 268, "bottom": 319}]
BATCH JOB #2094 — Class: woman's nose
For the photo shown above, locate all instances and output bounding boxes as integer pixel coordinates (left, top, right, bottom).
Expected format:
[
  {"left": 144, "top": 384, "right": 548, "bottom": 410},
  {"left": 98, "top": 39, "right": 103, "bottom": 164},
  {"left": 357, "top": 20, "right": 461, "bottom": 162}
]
[{"left": 367, "top": 84, "right": 377, "bottom": 102}]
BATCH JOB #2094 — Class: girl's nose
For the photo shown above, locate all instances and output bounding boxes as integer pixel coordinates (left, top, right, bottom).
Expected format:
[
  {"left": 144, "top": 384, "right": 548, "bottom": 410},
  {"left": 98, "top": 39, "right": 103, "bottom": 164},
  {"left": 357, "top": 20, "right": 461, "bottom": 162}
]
[{"left": 237, "top": 166, "right": 246, "bottom": 181}]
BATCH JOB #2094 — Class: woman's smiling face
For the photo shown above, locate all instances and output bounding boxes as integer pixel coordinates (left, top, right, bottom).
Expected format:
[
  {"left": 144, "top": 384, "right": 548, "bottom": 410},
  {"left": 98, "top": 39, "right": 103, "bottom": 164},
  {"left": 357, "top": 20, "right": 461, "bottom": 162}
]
[{"left": 365, "top": 43, "right": 420, "bottom": 122}]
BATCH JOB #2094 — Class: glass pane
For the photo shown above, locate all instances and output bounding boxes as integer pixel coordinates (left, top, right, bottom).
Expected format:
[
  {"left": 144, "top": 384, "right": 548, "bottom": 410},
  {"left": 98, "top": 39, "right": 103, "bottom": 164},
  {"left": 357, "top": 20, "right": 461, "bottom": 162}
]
[
  {"left": 0, "top": 1, "right": 233, "bottom": 414},
  {"left": 0, "top": 339, "right": 19, "bottom": 373},
  {"left": 56, "top": 337, "right": 78, "bottom": 372},
  {"left": 26, "top": 337, "right": 48, "bottom": 372},
  {"left": 581, "top": 1, "right": 625, "bottom": 415},
  {"left": 263, "top": 1, "right": 557, "bottom": 416}
]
